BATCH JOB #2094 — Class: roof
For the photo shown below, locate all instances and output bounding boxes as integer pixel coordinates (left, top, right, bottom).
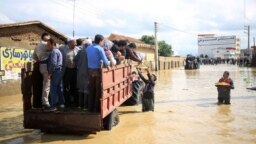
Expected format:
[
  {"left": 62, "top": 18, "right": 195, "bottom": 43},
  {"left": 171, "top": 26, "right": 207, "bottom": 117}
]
[
  {"left": 108, "top": 33, "right": 155, "bottom": 49},
  {"left": 108, "top": 33, "right": 143, "bottom": 43},
  {"left": 0, "top": 20, "right": 68, "bottom": 40}
]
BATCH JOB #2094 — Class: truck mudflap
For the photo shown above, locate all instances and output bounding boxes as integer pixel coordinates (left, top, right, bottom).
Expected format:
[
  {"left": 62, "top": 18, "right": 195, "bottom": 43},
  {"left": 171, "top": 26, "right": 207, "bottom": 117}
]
[{"left": 24, "top": 110, "right": 101, "bottom": 133}]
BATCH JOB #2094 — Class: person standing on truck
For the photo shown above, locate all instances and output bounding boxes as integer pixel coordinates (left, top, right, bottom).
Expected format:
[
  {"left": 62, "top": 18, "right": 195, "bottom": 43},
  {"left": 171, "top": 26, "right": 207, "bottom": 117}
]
[
  {"left": 59, "top": 39, "right": 80, "bottom": 108},
  {"left": 111, "top": 40, "right": 127, "bottom": 64},
  {"left": 103, "top": 40, "right": 117, "bottom": 66},
  {"left": 76, "top": 38, "right": 83, "bottom": 50},
  {"left": 32, "top": 32, "right": 51, "bottom": 109},
  {"left": 86, "top": 34, "right": 109, "bottom": 112},
  {"left": 137, "top": 68, "right": 157, "bottom": 112},
  {"left": 125, "top": 43, "right": 142, "bottom": 63},
  {"left": 46, "top": 38, "right": 64, "bottom": 111},
  {"left": 74, "top": 38, "right": 92, "bottom": 110}
]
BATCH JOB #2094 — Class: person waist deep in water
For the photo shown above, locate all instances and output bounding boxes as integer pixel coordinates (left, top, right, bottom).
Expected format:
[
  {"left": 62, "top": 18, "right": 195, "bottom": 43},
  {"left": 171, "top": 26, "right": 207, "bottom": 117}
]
[
  {"left": 216, "top": 71, "right": 234, "bottom": 105},
  {"left": 137, "top": 67, "right": 157, "bottom": 112}
]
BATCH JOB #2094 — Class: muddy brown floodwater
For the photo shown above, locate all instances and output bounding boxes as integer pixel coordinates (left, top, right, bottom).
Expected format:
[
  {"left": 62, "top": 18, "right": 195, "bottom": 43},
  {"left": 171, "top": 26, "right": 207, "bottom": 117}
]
[{"left": 0, "top": 65, "right": 256, "bottom": 144}]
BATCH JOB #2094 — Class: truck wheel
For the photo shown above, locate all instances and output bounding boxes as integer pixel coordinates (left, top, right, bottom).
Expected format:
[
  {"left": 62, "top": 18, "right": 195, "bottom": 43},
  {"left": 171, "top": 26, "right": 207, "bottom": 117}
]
[
  {"left": 103, "top": 111, "right": 114, "bottom": 130},
  {"left": 103, "top": 109, "right": 119, "bottom": 130}
]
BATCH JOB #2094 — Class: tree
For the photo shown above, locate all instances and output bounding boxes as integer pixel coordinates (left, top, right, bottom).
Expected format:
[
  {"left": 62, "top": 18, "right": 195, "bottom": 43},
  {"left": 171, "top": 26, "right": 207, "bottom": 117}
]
[
  {"left": 141, "top": 35, "right": 155, "bottom": 45},
  {"left": 158, "top": 40, "right": 173, "bottom": 57},
  {"left": 141, "top": 35, "right": 173, "bottom": 57}
]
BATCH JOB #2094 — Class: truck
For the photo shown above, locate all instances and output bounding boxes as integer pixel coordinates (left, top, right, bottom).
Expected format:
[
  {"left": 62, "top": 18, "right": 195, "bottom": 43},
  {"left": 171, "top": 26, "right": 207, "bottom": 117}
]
[{"left": 21, "top": 63, "right": 132, "bottom": 134}]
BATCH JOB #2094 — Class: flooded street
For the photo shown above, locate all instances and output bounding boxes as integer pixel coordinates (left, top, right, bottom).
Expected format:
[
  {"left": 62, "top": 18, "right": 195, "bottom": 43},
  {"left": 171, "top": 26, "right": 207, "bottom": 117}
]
[{"left": 0, "top": 65, "right": 256, "bottom": 144}]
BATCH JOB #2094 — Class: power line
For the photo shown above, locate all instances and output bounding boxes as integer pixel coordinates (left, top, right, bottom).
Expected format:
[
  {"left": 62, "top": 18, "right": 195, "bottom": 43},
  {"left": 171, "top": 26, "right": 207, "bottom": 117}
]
[
  {"left": 54, "top": 0, "right": 121, "bottom": 23},
  {"left": 158, "top": 22, "right": 196, "bottom": 35},
  {"left": 52, "top": 0, "right": 98, "bottom": 18}
]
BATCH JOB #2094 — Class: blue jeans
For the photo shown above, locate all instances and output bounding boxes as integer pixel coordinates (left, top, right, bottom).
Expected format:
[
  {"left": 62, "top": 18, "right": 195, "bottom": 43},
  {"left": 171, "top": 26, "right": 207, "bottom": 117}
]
[{"left": 50, "top": 70, "right": 65, "bottom": 108}]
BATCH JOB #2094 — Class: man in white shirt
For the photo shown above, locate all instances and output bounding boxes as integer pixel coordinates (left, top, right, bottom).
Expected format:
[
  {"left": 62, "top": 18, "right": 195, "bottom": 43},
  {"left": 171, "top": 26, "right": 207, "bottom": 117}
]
[
  {"left": 33, "top": 32, "right": 51, "bottom": 108},
  {"left": 59, "top": 39, "right": 80, "bottom": 107}
]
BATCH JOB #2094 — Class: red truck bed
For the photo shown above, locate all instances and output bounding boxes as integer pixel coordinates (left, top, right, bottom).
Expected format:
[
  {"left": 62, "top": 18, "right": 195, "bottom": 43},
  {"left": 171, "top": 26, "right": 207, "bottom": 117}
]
[{"left": 21, "top": 63, "right": 132, "bottom": 133}]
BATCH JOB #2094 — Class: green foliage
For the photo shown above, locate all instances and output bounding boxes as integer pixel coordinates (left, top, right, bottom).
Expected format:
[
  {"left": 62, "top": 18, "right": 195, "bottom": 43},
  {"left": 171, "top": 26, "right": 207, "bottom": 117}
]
[
  {"left": 141, "top": 35, "right": 155, "bottom": 45},
  {"left": 141, "top": 35, "right": 173, "bottom": 57},
  {"left": 158, "top": 40, "right": 173, "bottom": 57}
]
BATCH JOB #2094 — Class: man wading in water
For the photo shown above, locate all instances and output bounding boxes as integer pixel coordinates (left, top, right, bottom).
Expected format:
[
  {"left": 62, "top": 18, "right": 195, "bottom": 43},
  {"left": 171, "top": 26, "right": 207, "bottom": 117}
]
[
  {"left": 137, "top": 67, "right": 157, "bottom": 112},
  {"left": 216, "top": 71, "right": 234, "bottom": 105}
]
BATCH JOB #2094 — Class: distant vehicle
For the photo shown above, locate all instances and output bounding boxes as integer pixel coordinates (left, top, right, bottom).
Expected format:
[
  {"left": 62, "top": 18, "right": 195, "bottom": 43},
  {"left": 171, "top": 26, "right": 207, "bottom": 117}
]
[
  {"left": 21, "top": 64, "right": 132, "bottom": 134},
  {"left": 184, "top": 55, "right": 200, "bottom": 70}
]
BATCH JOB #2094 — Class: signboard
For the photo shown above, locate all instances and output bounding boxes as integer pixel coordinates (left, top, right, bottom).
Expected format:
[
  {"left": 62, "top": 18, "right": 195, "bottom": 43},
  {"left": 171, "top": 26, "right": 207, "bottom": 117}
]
[
  {"left": 0, "top": 47, "right": 33, "bottom": 80},
  {"left": 198, "top": 36, "right": 236, "bottom": 46},
  {"left": 0, "top": 70, "right": 5, "bottom": 76}
]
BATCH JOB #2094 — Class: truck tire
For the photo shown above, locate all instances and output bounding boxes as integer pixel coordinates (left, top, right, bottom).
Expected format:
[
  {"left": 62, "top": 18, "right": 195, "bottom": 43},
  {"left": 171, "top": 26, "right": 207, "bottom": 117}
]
[{"left": 103, "top": 109, "right": 119, "bottom": 130}]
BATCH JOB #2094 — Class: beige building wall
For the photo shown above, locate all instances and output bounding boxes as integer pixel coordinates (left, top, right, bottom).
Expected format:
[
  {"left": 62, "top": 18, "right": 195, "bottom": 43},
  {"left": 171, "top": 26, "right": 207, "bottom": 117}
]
[{"left": 136, "top": 47, "right": 155, "bottom": 61}]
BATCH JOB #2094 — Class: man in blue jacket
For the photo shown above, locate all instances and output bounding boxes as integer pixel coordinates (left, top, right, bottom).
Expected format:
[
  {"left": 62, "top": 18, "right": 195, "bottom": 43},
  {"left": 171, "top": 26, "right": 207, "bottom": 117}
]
[
  {"left": 47, "top": 38, "right": 64, "bottom": 111},
  {"left": 86, "top": 34, "right": 109, "bottom": 112}
]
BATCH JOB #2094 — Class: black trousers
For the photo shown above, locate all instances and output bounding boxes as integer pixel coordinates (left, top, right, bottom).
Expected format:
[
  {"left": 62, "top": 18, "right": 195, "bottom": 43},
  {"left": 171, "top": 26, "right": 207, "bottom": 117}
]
[
  {"left": 32, "top": 62, "right": 43, "bottom": 108},
  {"left": 88, "top": 69, "right": 101, "bottom": 112},
  {"left": 63, "top": 68, "right": 78, "bottom": 107},
  {"left": 78, "top": 92, "right": 88, "bottom": 108}
]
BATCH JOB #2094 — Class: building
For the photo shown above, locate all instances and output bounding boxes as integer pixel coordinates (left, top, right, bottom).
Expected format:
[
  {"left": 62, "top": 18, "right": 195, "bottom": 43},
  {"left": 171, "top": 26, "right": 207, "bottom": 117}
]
[
  {"left": 0, "top": 20, "right": 68, "bottom": 96},
  {"left": 108, "top": 33, "right": 155, "bottom": 61},
  {"left": 198, "top": 34, "right": 240, "bottom": 59}
]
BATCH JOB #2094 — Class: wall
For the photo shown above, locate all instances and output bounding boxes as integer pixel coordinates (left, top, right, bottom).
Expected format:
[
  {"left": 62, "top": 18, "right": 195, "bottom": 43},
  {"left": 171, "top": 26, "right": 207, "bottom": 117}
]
[
  {"left": 142, "top": 56, "right": 185, "bottom": 71},
  {"left": 136, "top": 47, "right": 155, "bottom": 61}
]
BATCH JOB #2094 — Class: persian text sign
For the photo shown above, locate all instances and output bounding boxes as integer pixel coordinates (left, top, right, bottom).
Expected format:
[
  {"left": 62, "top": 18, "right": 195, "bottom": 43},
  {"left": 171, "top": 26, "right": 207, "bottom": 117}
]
[
  {"left": 0, "top": 47, "right": 33, "bottom": 80},
  {"left": 198, "top": 36, "right": 236, "bottom": 46}
]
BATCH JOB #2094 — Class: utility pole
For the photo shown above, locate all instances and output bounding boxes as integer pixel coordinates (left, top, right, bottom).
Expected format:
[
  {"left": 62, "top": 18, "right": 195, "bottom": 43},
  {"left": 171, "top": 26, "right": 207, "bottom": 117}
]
[
  {"left": 253, "top": 37, "right": 255, "bottom": 55},
  {"left": 72, "top": 0, "right": 76, "bottom": 38},
  {"left": 154, "top": 22, "right": 159, "bottom": 71},
  {"left": 244, "top": 25, "right": 250, "bottom": 60}
]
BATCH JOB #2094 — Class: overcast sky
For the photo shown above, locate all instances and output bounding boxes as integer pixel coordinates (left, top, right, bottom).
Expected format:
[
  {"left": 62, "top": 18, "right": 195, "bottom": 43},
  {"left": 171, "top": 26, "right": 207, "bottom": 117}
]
[{"left": 0, "top": 0, "right": 255, "bottom": 55}]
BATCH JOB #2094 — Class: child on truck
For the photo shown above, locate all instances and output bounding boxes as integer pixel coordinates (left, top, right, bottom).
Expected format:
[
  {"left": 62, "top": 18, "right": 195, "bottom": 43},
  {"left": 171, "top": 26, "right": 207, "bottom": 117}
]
[
  {"left": 137, "top": 67, "right": 157, "bottom": 112},
  {"left": 215, "top": 71, "right": 234, "bottom": 105}
]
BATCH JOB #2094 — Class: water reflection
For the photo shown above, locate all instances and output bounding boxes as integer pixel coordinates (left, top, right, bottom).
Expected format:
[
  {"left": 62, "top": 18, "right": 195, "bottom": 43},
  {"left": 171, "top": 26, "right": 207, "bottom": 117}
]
[{"left": 214, "top": 105, "right": 234, "bottom": 137}]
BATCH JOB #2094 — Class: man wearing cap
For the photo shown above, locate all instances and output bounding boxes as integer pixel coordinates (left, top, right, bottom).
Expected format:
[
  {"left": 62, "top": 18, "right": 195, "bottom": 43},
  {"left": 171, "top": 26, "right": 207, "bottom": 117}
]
[{"left": 86, "top": 34, "right": 109, "bottom": 112}]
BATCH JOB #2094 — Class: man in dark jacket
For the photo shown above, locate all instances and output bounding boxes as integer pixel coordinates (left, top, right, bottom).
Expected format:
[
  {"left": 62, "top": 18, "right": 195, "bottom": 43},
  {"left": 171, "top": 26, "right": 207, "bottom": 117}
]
[
  {"left": 111, "top": 40, "right": 127, "bottom": 64},
  {"left": 137, "top": 68, "right": 156, "bottom": 112},
  {"left": 126, "top": 43, "right": 142, "bottom": 63}
]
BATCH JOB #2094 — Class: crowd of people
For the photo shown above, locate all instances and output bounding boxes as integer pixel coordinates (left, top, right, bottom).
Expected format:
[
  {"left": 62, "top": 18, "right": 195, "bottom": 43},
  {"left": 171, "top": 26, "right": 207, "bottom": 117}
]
[
  {"left": 200, "top": 58, "right": 238, "bottom": 65},
  {"left": 33, "top": 33, "right": 143, "bottom": 112}
]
